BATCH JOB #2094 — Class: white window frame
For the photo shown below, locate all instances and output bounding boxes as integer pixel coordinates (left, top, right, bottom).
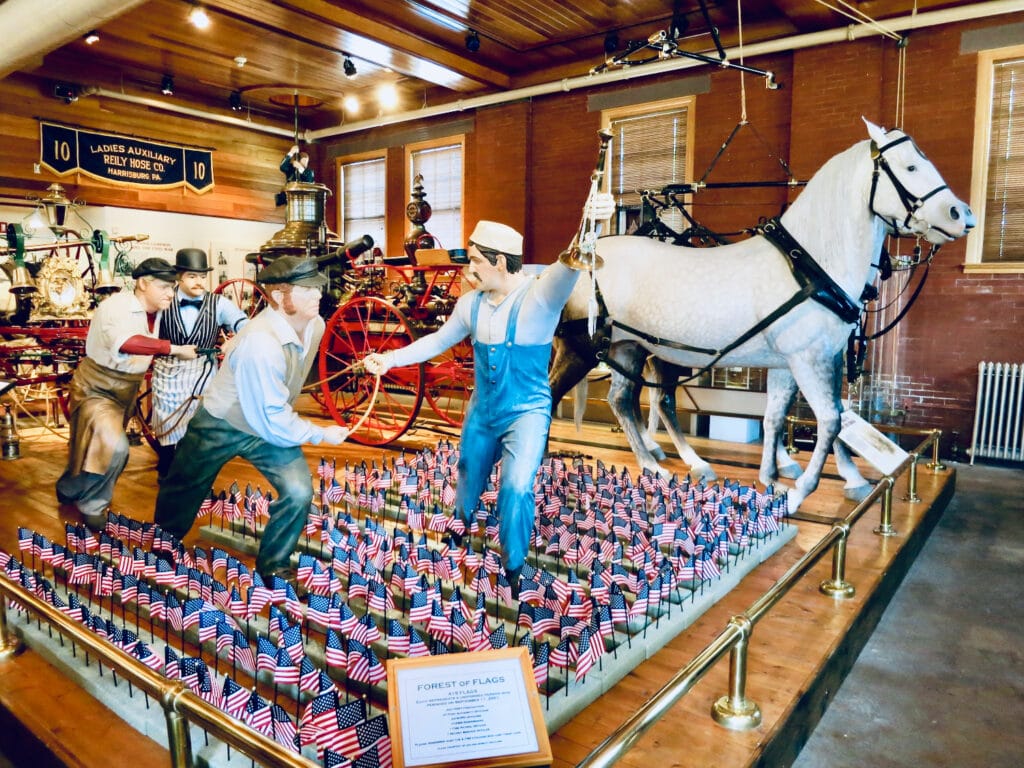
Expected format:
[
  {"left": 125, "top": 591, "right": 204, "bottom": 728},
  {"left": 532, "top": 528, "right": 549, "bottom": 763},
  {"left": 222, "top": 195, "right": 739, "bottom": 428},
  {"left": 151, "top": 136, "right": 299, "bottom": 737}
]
[
  {"left": 337, "top": 150, "right": 387, "bottom": 255},
  {"left": 601, "top": 95, "right": 696, "bottom": 236},
  {"left": 405, "top": 136, "right": 465, "bottom": 253},
  {"left": 965, "top": 43, "right": 1024, "bottom": 273}
]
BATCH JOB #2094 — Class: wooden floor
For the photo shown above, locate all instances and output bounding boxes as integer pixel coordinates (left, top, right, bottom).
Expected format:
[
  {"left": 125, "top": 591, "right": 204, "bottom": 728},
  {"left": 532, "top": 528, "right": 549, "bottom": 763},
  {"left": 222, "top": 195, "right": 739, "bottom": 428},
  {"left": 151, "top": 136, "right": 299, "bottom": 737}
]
[{"left": 0, "top": 401, "right": 955, "bottom": 768}]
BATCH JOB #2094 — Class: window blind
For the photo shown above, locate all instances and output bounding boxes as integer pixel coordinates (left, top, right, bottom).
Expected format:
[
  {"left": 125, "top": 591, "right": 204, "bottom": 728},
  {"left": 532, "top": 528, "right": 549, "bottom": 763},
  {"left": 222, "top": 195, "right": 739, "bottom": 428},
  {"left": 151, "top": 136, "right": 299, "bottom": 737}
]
[
  {"left": 610, "top": 106, "right": 689, "bottom": 233},
  {"left": 341, "top": 157, "right": 386, "bottom": 253},
  {"left": 983, "top": 58, "right": 1024, "bottom": 262},
  {"left": 411, "top": 144, "right": 463, "bottom": 252}
]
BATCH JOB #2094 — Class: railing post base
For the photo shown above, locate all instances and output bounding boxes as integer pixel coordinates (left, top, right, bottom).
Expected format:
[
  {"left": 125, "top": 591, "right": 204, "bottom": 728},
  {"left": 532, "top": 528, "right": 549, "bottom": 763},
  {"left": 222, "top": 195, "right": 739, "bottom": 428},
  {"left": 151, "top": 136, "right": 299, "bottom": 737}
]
[
  {"left": 711, "top": 695, "right": 762, "bottom": 731},
  {"left": 873, "top": 523, "right": 898, "bottom": 537},
  {"left": 0, "top": 638, "right": 21, "bottom": 661},
  {"left": 819, "top": 578, "right": 855, "bottom": 598},
  {"left": 0, "top": 601, "right": 23, "bottom": 661}
]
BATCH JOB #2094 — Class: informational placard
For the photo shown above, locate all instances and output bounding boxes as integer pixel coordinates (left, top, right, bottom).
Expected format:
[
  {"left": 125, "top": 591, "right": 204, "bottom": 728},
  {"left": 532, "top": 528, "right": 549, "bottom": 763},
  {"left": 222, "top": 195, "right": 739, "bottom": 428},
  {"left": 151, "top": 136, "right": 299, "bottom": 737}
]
[
  {"left": 838, "top": 409, "right": 910, "bottom": 476},
  {"left": 387, "top": 648, "right": 551, "bottom": 768}
]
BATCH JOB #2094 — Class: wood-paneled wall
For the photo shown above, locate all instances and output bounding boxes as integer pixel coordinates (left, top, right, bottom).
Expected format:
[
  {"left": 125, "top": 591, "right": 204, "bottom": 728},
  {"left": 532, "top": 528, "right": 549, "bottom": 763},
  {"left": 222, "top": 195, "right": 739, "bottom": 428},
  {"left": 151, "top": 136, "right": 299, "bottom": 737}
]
[{"left": 0, "top": 72, "right": 290, "bottom": 223}]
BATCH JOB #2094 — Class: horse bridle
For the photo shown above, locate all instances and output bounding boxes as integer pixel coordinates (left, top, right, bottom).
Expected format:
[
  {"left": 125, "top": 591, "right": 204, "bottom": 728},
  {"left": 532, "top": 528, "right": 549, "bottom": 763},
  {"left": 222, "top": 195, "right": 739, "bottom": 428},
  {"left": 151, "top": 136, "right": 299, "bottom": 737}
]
[{"left": 868, "top": 134, "right": 954, "bottom": 240}]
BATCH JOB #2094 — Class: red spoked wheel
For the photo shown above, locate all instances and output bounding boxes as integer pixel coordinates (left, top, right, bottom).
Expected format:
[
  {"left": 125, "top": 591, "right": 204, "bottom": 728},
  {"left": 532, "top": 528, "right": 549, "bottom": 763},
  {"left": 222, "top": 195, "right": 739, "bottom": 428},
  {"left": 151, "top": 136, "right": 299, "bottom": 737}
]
[
  {"left": 422, "top": 339, "right": 474, "bottom": 428},
  {"left": 214, "top": 278, "right": 267, "bottom": 320},
  {"left": 318, "top": 296, "right": 424, "bottom": 446},
  {"left": 132, "top": 373, "right": 162, "bottom": 452}
]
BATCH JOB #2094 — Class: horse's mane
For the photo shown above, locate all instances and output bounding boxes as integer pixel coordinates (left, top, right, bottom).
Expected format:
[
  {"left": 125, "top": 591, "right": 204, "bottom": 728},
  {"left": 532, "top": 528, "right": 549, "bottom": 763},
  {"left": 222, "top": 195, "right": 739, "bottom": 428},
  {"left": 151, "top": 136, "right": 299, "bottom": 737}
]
[{"left": 780, "top": 137, "right": 885, "bottom": 290}]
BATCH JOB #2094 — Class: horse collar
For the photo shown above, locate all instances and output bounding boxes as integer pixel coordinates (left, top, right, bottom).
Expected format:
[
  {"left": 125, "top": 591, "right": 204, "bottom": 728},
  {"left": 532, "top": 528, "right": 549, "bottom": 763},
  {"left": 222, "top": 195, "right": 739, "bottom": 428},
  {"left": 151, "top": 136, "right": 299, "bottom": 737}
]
[{"left": 759, "top": 218, "right": 862, "bottom": 325}]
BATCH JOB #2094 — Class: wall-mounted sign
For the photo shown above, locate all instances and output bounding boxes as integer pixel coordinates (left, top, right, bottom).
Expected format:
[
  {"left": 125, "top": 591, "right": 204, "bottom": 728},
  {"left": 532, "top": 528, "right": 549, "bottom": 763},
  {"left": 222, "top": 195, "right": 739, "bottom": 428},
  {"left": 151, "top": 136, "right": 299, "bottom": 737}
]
[{"left": 39, "top": 121, "right": 214, "bottom": 193}]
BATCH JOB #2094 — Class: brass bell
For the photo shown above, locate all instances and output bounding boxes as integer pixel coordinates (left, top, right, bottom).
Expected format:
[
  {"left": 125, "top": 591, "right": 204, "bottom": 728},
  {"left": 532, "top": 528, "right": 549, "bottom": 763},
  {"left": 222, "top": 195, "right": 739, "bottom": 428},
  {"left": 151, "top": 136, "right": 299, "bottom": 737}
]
[
  {"left": 558, "top": 244, "right": 604, "bottom": 271},
  {"left": 1, "top": 404, "right": 20, "bottom": 461},
  {"left": 8, "top": 264, "right": 37, "bottom": 295},
  {"left": 93, "top": 266, "right": 121, "bottom": 294}
]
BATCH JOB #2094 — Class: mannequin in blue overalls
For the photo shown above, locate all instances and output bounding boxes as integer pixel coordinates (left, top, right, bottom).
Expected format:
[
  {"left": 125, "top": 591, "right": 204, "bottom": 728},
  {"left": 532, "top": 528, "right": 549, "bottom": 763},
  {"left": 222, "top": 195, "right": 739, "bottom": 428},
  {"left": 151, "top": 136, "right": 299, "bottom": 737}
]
[{"left": 363, "top": 202, "right": 613, "bottom": 596}]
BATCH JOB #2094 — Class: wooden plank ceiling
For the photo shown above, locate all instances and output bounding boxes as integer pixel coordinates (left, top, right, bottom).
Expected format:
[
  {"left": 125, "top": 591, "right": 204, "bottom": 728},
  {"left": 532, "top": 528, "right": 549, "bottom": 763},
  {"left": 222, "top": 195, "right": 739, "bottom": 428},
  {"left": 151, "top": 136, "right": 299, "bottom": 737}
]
[{"left": 5, "top": 0, "right": 989, "bottom": 132}]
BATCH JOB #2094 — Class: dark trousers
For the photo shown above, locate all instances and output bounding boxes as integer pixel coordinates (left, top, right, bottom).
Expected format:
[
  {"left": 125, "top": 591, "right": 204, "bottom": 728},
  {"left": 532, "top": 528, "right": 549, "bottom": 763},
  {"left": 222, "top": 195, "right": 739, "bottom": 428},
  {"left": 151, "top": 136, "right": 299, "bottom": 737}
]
[{"left": 154, "top": 406, "right": 313, "bottom": 575}]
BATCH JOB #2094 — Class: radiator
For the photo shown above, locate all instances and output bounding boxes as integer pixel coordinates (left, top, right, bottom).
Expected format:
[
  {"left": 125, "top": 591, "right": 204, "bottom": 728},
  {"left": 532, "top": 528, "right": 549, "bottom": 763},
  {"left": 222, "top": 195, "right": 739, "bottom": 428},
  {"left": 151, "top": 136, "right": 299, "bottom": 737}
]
[{"left": 969, "top": 362, "right": 1024, "bottom": 464}]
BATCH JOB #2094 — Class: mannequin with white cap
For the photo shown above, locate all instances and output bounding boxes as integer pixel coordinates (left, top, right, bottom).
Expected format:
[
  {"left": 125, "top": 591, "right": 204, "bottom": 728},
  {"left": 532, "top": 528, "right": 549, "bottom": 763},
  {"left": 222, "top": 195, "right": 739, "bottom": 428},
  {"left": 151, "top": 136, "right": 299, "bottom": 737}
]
[{"left": 362, "top": 194, "right": 615, "bottom": 598}]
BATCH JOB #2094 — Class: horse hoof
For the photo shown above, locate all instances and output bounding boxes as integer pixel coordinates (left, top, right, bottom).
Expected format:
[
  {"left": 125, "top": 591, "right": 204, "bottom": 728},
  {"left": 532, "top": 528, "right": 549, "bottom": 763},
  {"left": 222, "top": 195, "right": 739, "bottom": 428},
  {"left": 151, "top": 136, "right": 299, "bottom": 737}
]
[
  {"left": 692, "top": 463, "right": 717, "bottom": 481},
  {"left": 786, "top": 487, "right": 805, "bottom": 512},
  {"left": 777, "top": 463, "right": 803, "bottom": 480},
  {"left": 844, "top": 483, "right": 873, "bottom": 502},
  {"left": 650, "top": 446, "right": 667, "bottom": 462}
]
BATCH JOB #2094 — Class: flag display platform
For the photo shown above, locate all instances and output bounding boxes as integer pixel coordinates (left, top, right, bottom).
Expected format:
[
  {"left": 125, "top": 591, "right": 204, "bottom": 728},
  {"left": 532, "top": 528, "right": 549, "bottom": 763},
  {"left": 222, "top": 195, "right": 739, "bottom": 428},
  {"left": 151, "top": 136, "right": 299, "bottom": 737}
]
[
  {"left": 197, "top": 518, "right": 796, "bottom": 732},
  {"left": 0, "top": 420, "right": 958, "bottom": 768}
]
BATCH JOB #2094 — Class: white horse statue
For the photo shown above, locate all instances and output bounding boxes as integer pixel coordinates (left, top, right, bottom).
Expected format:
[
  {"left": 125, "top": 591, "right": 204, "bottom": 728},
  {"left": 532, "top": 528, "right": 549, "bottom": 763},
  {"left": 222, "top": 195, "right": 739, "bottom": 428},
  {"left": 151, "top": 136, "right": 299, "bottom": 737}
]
[{"left": 550, "top": 119, "right": 974, "bottom": 511}]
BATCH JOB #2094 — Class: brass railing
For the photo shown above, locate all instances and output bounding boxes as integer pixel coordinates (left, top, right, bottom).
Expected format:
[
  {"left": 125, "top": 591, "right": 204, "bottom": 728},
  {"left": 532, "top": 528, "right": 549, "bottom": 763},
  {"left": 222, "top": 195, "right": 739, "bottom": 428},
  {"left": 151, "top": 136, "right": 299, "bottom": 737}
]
[
  {"left": 0, "top": 577, "right": 318, "bottom": 768},
  {"left": 577, "top": 429, "right": 945, "bottom": 768}
]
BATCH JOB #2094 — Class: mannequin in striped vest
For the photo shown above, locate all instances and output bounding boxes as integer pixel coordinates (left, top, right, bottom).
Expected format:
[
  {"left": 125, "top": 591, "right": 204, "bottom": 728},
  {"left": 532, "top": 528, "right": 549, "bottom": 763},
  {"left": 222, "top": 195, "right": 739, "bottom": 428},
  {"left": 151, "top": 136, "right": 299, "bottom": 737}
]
[{"left": 152, "top": 248, "right": 249, "bottom": 478}]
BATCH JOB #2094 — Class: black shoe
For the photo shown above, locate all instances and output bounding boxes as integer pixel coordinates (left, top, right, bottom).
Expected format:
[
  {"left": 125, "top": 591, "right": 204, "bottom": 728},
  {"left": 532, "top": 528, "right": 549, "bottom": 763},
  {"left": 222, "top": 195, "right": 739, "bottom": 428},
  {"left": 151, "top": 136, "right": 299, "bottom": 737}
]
[
  {"left": 262, "top": 566, "right": 299, "bottom": 592},
  {"left": 507, "top": 567, "right": 522, "bottom": 601}
]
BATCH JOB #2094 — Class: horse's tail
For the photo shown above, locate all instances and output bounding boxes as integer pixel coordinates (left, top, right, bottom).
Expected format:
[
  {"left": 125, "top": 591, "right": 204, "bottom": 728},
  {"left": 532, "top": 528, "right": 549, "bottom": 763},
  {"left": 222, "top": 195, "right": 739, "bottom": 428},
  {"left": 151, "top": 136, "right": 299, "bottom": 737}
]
[{"left": 573, "top": 378, "right": 589, "bottom": 433}]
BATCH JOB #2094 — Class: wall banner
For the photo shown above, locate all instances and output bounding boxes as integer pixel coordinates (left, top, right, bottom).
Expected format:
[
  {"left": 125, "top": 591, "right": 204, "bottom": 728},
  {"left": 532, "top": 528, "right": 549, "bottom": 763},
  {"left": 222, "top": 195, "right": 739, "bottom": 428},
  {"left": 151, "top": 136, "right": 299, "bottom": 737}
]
[{"left": 39, "top": 121, "right": 214, "bottom": 193}]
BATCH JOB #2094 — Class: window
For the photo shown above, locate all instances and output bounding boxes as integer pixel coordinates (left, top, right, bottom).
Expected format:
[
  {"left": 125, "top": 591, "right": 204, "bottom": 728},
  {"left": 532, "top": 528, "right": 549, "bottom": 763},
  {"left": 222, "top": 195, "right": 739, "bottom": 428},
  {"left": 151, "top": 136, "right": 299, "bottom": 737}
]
[
  {"left": 967, "top": 45, "right": 1024, "bottom": 271},
  {"left": 603, "top": 96, "right": 694, "bottom": 236},
  {"left": 407, "top": 138, "right": 464, "bottom": 252},
  {"left": 338, "top": 154, "right": 386, "bottom": 253}
]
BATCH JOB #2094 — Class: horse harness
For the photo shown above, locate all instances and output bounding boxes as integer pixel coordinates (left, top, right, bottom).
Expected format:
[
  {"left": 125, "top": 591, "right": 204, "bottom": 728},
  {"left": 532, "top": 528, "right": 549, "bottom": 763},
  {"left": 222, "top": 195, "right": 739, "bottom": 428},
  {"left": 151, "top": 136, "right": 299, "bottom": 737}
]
[{"left": 563, "top": 133, "right": 947, "bottom": 388}]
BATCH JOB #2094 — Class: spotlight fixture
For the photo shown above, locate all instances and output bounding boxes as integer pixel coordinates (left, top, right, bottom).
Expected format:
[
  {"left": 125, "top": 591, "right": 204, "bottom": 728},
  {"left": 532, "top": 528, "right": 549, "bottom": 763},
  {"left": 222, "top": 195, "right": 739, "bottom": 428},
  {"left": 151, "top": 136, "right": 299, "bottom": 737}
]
[
  {"left": 53, "top": 82, "right": 78, "bottom": 104},
  {"left": 160, "top": 74, "right": 174, "bottom": 95},
  {"left": 343, "top": 56, "right": 357, "bottom": 79},
  {"left": 84, "top": 30, "right": 100, "bottom": 45},
  {"left": 188, "top": 4, "right": 211, "bottom": 30},
  {"left": 465, "top": 30, "right": 480, "bottom": 53},
  {"left": 604, "top": 31, "right": 619, "bottom": 54},
  {"left": 229, "top": 90, "right": 242, "bottom": 111}
]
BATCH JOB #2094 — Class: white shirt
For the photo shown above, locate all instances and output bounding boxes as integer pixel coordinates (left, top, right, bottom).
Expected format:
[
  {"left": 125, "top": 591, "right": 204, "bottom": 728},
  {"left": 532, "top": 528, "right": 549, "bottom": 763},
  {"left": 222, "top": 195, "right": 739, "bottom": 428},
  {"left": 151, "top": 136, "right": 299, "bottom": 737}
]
[{"left": 85, "top": 290, "right": 162, "bottom": 374}]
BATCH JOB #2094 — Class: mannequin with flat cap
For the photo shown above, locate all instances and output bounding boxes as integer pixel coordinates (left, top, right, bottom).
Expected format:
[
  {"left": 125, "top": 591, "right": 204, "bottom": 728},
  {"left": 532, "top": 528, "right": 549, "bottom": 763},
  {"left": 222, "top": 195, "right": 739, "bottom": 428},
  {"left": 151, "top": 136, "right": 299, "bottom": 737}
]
[
  {"left": 155, "top": 256, "right": 349, "bottom": 584},
  {"left": 361, "top": 194, "right": 615, "bottom": 599},
  {"left": 57, "top": 258, "right": 198, "bottom": 531},
  {"left": 151, "top": 248, "right": 250, "bottom": 479}
]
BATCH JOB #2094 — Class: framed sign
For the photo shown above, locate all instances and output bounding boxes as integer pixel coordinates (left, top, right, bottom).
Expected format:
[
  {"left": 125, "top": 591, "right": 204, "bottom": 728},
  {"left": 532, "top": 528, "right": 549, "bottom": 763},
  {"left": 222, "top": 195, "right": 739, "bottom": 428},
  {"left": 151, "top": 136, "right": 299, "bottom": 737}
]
[{"left": 386, "top": 647, "right": 551, "bottom": 768}]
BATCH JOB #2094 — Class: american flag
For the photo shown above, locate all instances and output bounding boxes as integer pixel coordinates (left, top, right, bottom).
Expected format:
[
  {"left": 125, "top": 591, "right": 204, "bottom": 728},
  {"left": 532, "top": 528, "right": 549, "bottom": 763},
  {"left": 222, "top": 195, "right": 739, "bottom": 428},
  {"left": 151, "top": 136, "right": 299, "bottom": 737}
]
[
  {"left": 386, "top": 618, "right": 410, "bottom": 654},
  {"left": 244, "top": 689, "right": 273, "bottom": 731},
  {"left": 407, "top": 626, "right": 430, "bottom": 657},
  {"left": 299, "top": 688, "right": 342, "bottom": 742},
  {"left": 533, "top": 641, "right": 550, "bottom": 687},
  {"left": 327, "top": 714, "right": 390, "bottom": 759},
  {"left": 220, "top": 674, "right": 249, "bottom": 718}
]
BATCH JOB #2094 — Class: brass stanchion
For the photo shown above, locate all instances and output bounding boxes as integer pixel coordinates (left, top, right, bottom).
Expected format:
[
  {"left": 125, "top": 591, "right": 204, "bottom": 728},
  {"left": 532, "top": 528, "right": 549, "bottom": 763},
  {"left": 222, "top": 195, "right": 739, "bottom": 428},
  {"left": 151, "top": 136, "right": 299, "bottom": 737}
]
[
  {"left": 164, "top": 700, "right": 195, "bottom": 768},
  {"left": 820, "top": 521, "right": 856, "bottom": 598},
  {"left": 785, "top": 415, "right": 798, "bottom": 454},
  {"left": 926, "top": 429, "right": 946, "bottom": 471},
  {"left": 711, "top": 616, "right": 761, "bottom": 730},
  {"left": 0, "top": 596, "right": 23, "bottom": 661},
  {"left": 873, "top": 476, "right": 898, "bottom": 537},
  {"left": 903, "top": 453, "right": 921, "bottom": 503}
]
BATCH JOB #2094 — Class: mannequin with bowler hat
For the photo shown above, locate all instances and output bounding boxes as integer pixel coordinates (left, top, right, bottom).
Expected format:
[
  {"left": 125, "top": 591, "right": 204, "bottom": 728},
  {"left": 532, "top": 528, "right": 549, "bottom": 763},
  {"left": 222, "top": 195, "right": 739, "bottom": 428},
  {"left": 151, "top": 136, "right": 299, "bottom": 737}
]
[
  {"left": 361, "top": 194, "right": 614, "bottom": 599},
  {"left": 57, "top": 258, "right": 198, "bottom": 530},
  {"left": 151, "top": 248, "right": 250, "bottom": 479},
  {"left": 155, "top": 256, "right": 349, "bottom": 583}
]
